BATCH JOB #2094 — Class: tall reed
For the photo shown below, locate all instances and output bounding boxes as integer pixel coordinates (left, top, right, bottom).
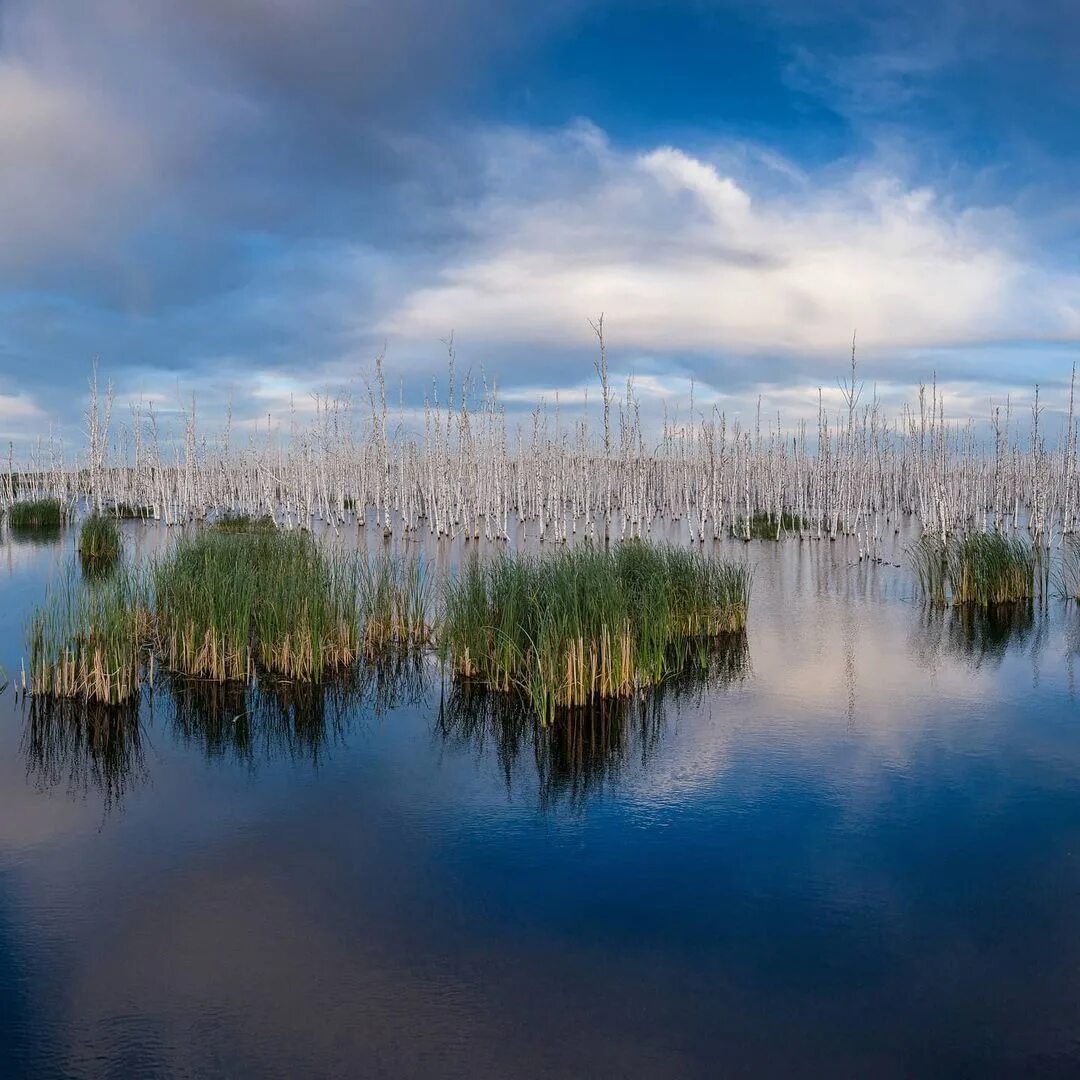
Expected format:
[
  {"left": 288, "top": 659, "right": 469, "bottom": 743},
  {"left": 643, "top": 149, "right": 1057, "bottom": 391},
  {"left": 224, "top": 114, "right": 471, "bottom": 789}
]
[
  {"left": 27, "top": 567, "right": 150, "bottom": 705},
  {"left": 911, "top": 532, "right": 1037, "bottom": 607},
  {"left": 212, "top": 512, "right": 277, "bottom": 533},
  {"left": 153, "top": 529, "right": 361, "bottom": 682},
  {"left": 251, "top": 536, "right": 360, "bottom": 679},
  {"left": 79, "top": 513, "right": 121, "bottom": 568},
  {"left": 10, "top": 499, "right": 65, "bottom": 530},
  {"left": 441, "top": 541, "right": 751, "bottom": 721},
  {"left": 358, "top": 554, "right": 432, "bottom": 653},
  {"left": 152, "top": 531, "right": 262, "bottom": 681}
]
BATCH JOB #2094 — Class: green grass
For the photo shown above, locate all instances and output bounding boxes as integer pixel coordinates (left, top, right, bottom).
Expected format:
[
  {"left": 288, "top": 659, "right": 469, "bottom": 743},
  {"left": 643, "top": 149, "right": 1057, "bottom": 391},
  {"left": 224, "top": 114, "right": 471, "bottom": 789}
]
[
  {"left": 212, "top": 512, "right": 278, "bottom": 533},
  {"left": 358, "top": 554, "right": 433, "bottom": 654},
  {"left": 29, "top": 527, "right": 433, "bottom": 702},
  {"left": 78, "top": 514, "right": 121, "bottom": 568},
  {"left": 736, "top": 511, "right": 807, "bottom": 540},
  {"left": 152, "top": 529, "right": 360, "bottom": 682},
  {"left": 27, "top": 567, "right": 150, "bottom": 704},
  {"left": 152, "top": 531, "right": 260, "bottom": 680},
  {"left": 250, "top": 536, "right": 361, "bottom": 680},
  {"left": 9, "top": 499, "right": 65, "bottom": 530},
  {"left": 440, "top": 540, "right": 751, "bottom": 721},
  {"left": 151, "top": 531, "right": 428, "bottom": 683},
  {"left": 911, "top": 531, "right": 1038, "bottom": 607}
]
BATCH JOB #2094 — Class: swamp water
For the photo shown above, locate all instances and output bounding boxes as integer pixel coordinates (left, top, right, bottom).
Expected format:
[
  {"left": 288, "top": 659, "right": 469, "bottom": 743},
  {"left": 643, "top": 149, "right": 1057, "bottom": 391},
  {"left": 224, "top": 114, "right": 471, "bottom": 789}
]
[{"left": 0, "top": 523, "right": 1079, "bottom": 1078}]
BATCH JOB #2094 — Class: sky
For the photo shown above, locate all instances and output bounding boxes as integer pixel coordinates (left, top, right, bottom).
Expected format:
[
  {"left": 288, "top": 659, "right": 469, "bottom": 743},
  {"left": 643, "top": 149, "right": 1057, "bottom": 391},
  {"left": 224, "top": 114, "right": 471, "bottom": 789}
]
[{"left": 2, "top": 0, "right": 1080, "bottom": 446}]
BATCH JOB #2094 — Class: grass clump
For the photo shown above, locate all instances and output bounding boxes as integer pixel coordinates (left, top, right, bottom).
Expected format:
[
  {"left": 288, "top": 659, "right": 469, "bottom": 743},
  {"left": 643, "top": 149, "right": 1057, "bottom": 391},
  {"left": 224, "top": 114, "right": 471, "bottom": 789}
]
[
  {"left": 29, "top": 529, "right": 431, "bottom": 703},
  {"left": 441, "top": 540, "right": 751, "bottom": 721},
  {"left": 911, "top": 531, "right": 1037, "bottom": 607},
  {"left": 153, "top": 532, "right": 262, "bottom": 681},
  {"left": 10, "top": 499, "right": 65, "bottom": 530},
  {"left": 358, "top": 555, "right": 432, "bottom": 654},
  {"left": 737, "top": 511, "right": 806, "bottom": 540},
  {"left": 79, "top": 514, "right": 121, "bottom": 569},
  {"left": 251, "top": 537, "right": 360, "bottom": 680},
  {"left": 153, "top": 530, "right": 360, "bottom": 683},
  {"left": 212, "top": 512, "right": 278, "bottom": 533},
  {"left": 27, "top": 568, "right": 150, "bottom": 705}
]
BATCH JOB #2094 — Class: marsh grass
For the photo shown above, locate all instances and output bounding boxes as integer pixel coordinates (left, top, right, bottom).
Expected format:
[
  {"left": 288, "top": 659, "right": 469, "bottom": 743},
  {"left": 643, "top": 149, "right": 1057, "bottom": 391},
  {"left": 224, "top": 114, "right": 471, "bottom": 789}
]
[
  {"left": 28, "top": 568, "right": 150, "bottom": 705},
  {"left": 252, "top": 538, "right": 361, "bottom": 679},
  {"left": 441, "top": 541, "right": 751, "bottom": 721},
  {"left": 738, "top": 511, "right": 807, "bottom": 540},
  {"left": 212, "top": 512, "right": 278, "bottom": 533},
  {"left": 152, "top": 532, "right": 262, "bottom": 681},
  {"left": 30, "top": 523, "right": 432, "bottom": 701},
  {"left": 78, "top": 513, "right": 121, "bottom": 570},
  {"left": 10, "top": 499, "right": 66, "bottom": 530},
  {"left": 911, "top": 532, "right": 1038, "bottom": 607},
  {"left": 153, "top": 529, "right": 361, "bottom": 682},
  {"left": 358, "top": 555, "right": 432, "bottom": 653}
]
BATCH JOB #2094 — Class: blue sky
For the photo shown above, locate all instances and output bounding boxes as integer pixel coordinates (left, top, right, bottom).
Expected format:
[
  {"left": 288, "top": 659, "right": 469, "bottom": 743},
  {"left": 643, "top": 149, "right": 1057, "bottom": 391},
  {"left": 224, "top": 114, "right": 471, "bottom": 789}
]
[{"left": 1, "top": 0, "right": 1079, "bottom": 444}]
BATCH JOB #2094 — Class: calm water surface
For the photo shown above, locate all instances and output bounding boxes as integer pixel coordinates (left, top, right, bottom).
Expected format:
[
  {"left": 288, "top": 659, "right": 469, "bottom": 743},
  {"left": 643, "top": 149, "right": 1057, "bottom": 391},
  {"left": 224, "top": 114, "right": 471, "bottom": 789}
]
[{"left": 1, "top": 524, "right": 1079, "bottom": 1078}]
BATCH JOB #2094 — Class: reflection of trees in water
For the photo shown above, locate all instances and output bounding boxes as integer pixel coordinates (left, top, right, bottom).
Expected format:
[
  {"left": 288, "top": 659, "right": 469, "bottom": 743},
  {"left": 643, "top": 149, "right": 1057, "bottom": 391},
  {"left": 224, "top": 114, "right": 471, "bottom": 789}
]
[
  {"left": 22, "top": 696, "right": 147, "bottom": 811},
  {"left": 165, "top": 654, "right": 431, "bottom": 768},
  {"left": 168, "top": 675, "right": 344, "bottom": 767},
  {"left": 913, "top": 604, "right": 1043, "bottom": 672},
  {"left": 437, "top": 634, "right": 751, "bottom": 809},
  {"left": 19, "top": 636, "right": 751, "bottom": 814},
  {"left": 1065, "top": 610, "right": 1080, "bottom": 701},
  {"left": 22, "top": 655, "right": 433, "bottom": 805},
  {"left": 8, "top": 524, "right": 63, "bottom": 547}
]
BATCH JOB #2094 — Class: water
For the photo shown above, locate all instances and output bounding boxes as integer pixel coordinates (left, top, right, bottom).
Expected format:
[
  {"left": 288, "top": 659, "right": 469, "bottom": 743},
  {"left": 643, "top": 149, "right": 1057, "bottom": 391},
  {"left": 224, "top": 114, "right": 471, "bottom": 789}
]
[{"left": 1, "top": 524, "right": 1079, "bottom": 1078}]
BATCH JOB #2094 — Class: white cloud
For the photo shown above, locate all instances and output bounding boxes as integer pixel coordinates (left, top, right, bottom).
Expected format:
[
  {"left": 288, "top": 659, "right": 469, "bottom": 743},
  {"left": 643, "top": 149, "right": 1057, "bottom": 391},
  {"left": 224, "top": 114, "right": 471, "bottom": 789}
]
[
  {"left": 385, "top": 126, "right": 1080, "bottom": 359},
  {"left": 0, "top": 389, "right": 46, "bottom": 441}
]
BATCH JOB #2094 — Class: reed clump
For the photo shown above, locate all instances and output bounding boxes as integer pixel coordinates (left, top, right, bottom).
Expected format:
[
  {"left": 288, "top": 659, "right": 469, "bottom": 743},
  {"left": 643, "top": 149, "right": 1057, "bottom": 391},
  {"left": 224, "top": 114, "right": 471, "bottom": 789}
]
[
  {"left": 79, "top": 513, "right": 121, "bottom": 568},
  {"left": 911, "top": 532, "right": 1037, "bottom": 607},
  {"left": 441, "top": 541, "right": 751, "bottom": 721},
  {"left": 212, "top": 512, "right": 278, "bottom": 533},
  {"left": 27, "top": 568, "right": 151, "bottom": 705},
  {"left": 29, "top": 526, "right": 433, "bottom": 702},
  {"left": 153, "top": 530, "right": 360, "bottom": 682},
  {"left": 739, "top": 511, "right": 806, "bottom": 540},
  {"left": 358, "top": 555, "right": 432, "bottom": 654},
  {"left": 10, "top": 499, "right": 65, "bottom": 530}
]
